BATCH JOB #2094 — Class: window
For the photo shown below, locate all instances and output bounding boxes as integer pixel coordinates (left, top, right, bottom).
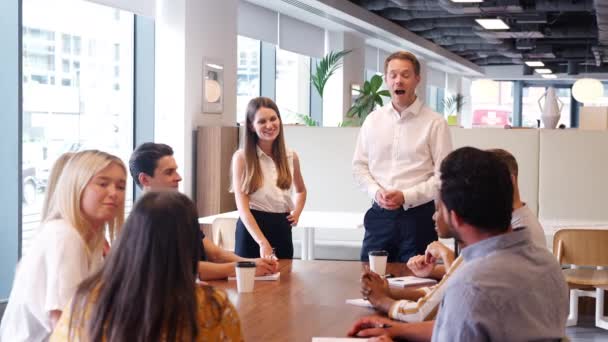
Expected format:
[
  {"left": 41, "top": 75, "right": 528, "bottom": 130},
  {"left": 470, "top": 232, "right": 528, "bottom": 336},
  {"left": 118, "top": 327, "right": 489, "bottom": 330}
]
[
  {"left": 275, "top": 47, "right": 311, "bottom": 124},
  {"left": 236, "top": 35, "right": 260, "bottom": 123},
  {"left": 62, "top": 33, "right": 71, "bottom": 54},
  {"left": 426, "top": 85, "right": 445, "bottom": 115},
  {"left": 470, "top": 80, "right": 514, "bottom": 127},
  {"left": 62, "top": 59, "right": 70, "bottom": 73},
  {"left": 21, "top": 0, "right": 135, "bottom": 256}
]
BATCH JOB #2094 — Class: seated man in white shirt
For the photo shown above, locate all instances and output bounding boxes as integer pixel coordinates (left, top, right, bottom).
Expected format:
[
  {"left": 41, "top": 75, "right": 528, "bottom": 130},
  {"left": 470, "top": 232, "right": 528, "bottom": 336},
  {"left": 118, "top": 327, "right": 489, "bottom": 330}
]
[
  {"left": 129, "top": 142, "right": 277, "bottom": 280},
  {"left": 350, "top": 147, "right": 567, "bottom": 342},
  {"left": 359, "top": 148, "right": 547, "bottom": 323}
]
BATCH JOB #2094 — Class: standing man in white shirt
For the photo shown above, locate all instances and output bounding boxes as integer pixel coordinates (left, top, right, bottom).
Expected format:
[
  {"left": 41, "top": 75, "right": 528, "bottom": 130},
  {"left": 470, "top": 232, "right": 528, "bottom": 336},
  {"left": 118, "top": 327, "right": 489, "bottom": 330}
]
[{"left": 353, "top": 51, "right": 452, "bottom": 262}]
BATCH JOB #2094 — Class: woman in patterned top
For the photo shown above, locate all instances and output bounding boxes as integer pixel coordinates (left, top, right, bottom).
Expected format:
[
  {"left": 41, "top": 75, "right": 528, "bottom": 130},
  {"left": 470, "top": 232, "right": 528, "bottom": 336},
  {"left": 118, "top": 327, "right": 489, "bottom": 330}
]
[{"left": 51, "top": 191, "right": 243, "bottom": 342}]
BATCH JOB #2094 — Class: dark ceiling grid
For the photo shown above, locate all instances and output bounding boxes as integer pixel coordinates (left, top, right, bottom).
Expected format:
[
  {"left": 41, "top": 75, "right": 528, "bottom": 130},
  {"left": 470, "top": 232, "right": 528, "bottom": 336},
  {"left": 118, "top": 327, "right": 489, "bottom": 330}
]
[{"left": 349, "top": 0, "right": 608, "bottom": 73}]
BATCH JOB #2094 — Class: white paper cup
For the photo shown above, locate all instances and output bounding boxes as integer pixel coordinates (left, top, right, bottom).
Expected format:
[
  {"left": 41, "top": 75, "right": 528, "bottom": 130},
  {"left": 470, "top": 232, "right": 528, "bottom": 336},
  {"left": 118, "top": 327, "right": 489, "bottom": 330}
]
[
  {"left": 235, "top": 261, "right": 256, "bottom": 293},
  {"left": 368, "top": 250, "right": 388, "bottom": 276}
]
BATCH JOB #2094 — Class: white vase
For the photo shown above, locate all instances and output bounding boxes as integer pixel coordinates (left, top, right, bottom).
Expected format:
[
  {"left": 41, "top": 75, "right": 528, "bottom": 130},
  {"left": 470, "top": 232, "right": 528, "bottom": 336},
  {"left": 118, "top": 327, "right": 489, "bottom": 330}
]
[
  {"left": 542, "top": 116, "right": 560, "bottom": 129},
  {"left": 540, "top": 87, "right": 561, "bottom": 129}
]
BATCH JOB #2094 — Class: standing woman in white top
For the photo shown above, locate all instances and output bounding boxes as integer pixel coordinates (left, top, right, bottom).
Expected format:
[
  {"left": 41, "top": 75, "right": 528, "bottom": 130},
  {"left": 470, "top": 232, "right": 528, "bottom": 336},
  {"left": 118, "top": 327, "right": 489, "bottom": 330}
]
[
  {"left": 232, "top": 97, "right": 307, "bottom": 259},
  {"left": 0, "top": 150, "right": 126, "bottom": 342}
]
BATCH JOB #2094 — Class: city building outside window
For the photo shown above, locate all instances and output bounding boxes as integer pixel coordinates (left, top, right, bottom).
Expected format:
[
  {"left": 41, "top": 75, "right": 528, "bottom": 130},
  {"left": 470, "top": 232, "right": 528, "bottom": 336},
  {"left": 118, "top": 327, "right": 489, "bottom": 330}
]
[
  {"left": 236, "top": 35, "right": 260, "bottom": 124},
  {"left": 21, "top": 0, "right": 134, "bottom": 255},
  {"left": 275, "top": 47, "right": 311, "bottom": 124}
]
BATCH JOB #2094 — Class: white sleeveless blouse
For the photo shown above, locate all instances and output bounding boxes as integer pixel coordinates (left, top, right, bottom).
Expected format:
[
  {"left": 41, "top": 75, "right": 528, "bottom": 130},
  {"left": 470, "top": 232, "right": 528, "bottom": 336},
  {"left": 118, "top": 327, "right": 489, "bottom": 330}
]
[{"left": 248, "top": 146, "right": 295, "bottom": 213}]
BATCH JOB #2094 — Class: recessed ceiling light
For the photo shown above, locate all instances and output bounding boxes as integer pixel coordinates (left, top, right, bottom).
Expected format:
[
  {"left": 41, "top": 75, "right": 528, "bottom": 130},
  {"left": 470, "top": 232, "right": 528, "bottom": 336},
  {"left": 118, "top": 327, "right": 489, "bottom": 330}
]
[
  {"left": 535, "top": 68, "right": 552, "bottom": 74},
  {"left": 542, "top": 74, "right": 557, "bottom": 79},
  {"left": 525, "top": 61, "right": 545, "bottom": 67},
  {"left": 475, "top": 18, "right": 510, "bottom": 30}
]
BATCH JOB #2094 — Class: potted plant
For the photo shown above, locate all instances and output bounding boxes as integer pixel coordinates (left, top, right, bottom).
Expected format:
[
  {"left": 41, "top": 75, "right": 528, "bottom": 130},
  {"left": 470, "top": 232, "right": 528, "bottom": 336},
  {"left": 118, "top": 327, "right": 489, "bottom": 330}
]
[
  {"left": 442, "top": 93, "right": 465, "bottom": 126},
  {"left": 311, "top": 49, "right": 352, "bottom": 98},
  {"left": 345, "top": 74, "right": 390, "bottom": 125}
]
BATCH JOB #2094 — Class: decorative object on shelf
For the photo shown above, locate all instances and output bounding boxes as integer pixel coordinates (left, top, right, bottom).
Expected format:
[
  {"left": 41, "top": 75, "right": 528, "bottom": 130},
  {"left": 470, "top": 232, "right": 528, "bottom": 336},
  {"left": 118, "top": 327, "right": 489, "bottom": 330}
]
[
  {"left": 311, "top": 49, "right": 352, "bottom": 98},
  {"left": 442, "top": 93, "right": 465, "bottom": 126},
  {"left": 202, "top": 59, "right": 224, "bottom": 113},
  {"left": 538, "top": 86, "right": 563, "bottom": 129},
  {"left": 346, "top": 74, "right": 390, "bottom": 126},
  {"left": 572, "top": 78, "right": 604, "bottom": 104}
]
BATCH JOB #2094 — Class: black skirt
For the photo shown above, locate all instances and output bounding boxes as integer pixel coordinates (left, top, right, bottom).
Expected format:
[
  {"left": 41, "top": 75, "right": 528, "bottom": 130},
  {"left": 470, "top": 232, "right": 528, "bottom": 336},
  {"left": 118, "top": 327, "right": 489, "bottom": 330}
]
[{"left": 235, "top": 209, "right": 294, "bottom": 259}]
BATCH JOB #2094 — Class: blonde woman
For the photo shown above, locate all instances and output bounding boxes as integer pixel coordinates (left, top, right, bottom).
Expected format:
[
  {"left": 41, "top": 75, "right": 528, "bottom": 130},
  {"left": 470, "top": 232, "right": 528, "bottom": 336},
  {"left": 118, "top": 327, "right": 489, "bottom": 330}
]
[
  {"left": 0, "top": 150, "right": 126, "bottom": 342},
  {"left": 51, "top": 192, "right": 243, "bottom": 342},
  {"left": 232, "top": 97, "right": 307, "bottom": 259},
  {"left": 41, "top": 152, "right": 74, "bottom": 222}
]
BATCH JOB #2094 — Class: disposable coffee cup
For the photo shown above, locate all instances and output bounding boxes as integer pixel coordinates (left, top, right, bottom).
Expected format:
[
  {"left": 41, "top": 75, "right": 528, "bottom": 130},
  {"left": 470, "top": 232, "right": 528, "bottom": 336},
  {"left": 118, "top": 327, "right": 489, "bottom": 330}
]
[
  {"left": 368, "top": 250, "right": 388, "bottom": 276},
  {"left": 235, "top": 261, "right": 256, "bottom": 293}
]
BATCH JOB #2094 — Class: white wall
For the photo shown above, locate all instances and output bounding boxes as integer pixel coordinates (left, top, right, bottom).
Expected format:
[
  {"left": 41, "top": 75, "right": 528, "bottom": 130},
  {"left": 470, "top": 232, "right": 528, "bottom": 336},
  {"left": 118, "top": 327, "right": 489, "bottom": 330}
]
[
  {"left": 323, "top": 31, "right": 366, "bottom": 126},
  {"left": 155, "top": 0, "right": 238, "bottom": 198}
]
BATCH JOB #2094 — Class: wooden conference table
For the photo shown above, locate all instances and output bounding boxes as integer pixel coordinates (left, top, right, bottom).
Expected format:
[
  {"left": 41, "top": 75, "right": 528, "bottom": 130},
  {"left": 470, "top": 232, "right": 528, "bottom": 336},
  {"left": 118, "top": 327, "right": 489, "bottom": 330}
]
[
  {"left": 208, "top": 259, "right": 413, "bottom": 342},
  {"left": 199, "top": 210, "right": 365, "bottom": 260}
]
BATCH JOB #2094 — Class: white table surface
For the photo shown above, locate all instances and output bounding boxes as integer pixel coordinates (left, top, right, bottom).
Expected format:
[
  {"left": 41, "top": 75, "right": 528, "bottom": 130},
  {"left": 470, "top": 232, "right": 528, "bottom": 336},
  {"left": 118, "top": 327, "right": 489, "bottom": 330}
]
[{"left": 199, "top": 210, "right": 365, "bottom": 260}]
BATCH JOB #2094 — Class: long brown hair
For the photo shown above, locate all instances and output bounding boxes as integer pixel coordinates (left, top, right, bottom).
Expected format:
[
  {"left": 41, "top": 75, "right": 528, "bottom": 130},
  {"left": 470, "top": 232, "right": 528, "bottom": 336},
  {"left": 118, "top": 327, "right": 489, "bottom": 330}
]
[
  {"left": 241, "top": 97, "right": 292, "bottom": 194},
  {"left": 67, "top": 192, "right": 224, "bottom": 341}
]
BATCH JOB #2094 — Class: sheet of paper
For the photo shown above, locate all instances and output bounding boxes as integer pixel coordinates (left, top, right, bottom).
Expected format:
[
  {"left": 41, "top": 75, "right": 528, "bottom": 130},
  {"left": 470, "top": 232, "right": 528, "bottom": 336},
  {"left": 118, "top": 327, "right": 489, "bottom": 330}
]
[
  {"left": 312, "top": 338, "right": 369, "bottom": 342},
  {"left": 228, "top": 272, "right": 280, "bottom": 281},
  {"left": 345, "top": 298, "right": 373, "bottom": 308},
  {"left": 387, "top": 276, "right": 437, "bottom": 288}
]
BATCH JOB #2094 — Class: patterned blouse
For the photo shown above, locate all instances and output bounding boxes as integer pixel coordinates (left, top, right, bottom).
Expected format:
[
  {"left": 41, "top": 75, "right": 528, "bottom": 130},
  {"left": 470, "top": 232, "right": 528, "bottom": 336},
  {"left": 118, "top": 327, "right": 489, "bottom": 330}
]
[{"left": 50, "top": 285, "right": 243, "bottom": 341}]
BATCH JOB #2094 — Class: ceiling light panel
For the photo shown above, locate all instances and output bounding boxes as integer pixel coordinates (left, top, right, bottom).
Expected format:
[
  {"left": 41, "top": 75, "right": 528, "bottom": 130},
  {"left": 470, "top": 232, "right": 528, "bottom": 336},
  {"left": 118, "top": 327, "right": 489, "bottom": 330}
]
[{"left": 475, "top": 18, "right": 510, "bottom": 30}]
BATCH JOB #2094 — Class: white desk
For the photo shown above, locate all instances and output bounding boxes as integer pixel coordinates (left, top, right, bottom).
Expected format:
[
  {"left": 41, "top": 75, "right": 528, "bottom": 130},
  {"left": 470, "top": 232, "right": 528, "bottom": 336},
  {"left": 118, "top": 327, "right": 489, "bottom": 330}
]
[{"left": 199, "top": 210, "right": 365, "bottom": 260}]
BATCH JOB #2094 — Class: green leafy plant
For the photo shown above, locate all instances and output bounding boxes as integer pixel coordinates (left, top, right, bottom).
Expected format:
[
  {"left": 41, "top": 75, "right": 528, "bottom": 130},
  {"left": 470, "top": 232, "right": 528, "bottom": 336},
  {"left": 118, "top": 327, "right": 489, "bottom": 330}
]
[
  {"left": 346, "top": 74, "right": 390, "bottom": 123},
  {"left": 311, "top": 49, "right": 352, "bottom": 98},
  {"left": 442, "top": 93, "right": 465, "bottom": 115},
  {"left": 295, "top": 113, "right": 320, "bottom": 127}
]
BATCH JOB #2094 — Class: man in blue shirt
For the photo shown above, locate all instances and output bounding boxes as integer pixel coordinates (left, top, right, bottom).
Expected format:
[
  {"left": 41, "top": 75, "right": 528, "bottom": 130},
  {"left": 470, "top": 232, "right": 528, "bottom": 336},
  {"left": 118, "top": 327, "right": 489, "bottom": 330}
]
[{"left": 349, "top": 147, "right": 568, "bottom": 341}]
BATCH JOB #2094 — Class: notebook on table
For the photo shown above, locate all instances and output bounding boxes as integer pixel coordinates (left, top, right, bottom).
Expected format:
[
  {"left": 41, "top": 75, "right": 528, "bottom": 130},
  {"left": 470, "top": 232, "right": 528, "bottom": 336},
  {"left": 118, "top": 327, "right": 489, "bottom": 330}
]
[{"left": 387, "top": 276, "right": 436, "bottom": 288}]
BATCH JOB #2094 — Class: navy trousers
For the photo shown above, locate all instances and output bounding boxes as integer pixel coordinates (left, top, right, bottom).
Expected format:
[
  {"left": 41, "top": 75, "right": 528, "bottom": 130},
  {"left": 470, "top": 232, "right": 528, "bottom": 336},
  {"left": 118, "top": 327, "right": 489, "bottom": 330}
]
[
  {"left": 235, "top": 209, "right": 294, "bottom": 259},
  {"left": 360, "top": 201, "right": 437, "bottom": 262}
]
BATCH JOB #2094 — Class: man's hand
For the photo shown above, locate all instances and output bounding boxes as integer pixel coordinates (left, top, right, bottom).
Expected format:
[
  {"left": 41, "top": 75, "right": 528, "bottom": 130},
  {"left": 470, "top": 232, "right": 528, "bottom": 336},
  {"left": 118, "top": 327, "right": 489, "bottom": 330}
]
[
  {"left": 348, "top": 315, "right": 396, "bottom": 338},
  {"left": 253, "top": 257, "right": 278, "bottom": 276},
  {"left": 360, "top": 270, "right": 394, "bottom": 313},
  {"left": 424, "top": 241, "right": 454, "bottom": 267},
  {"left": 406, "top": 255, "right": 435, "bottom": 278},
  {"left": 375, "top": 189, "right": 405, "bottom": 210}
]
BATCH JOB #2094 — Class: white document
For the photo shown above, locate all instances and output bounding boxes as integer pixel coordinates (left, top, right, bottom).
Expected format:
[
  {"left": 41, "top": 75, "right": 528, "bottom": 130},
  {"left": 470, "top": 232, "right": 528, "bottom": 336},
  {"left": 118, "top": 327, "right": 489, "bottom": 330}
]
[
  {"left": 312, "top": 338, "right": 369, "bottom": 342},
  {"left": 228, "top": 272, "right": 280, "bottom": 281},
  {"left": 345, "top": 298, "right": 373, "bottom": 308},
  {"left": 388, "top": 276, "right": 437, "bottom": 288}
]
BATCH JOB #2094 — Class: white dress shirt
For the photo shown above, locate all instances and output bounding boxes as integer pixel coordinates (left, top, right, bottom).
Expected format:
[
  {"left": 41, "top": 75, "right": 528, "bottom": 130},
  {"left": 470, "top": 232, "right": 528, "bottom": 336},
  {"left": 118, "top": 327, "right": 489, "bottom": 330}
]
[
  {"left": 248, "top": 146, "right": 295, "bottom": 213},
  {"left": 511, "top": 203, "right": 547, "bottom": 249},
  {"left": 0, "top": 219, "right": 103, "bottom": 342},
  {"left": 352, "top": 97, "right": 453, "bottom": 209}
]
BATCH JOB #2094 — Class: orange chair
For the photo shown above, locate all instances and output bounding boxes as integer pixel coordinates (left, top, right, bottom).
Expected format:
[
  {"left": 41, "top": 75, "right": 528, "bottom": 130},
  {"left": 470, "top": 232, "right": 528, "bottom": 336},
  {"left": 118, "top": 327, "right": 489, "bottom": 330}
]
[{"left": 553, "top": 229, "right": 608, "bottom": 329}]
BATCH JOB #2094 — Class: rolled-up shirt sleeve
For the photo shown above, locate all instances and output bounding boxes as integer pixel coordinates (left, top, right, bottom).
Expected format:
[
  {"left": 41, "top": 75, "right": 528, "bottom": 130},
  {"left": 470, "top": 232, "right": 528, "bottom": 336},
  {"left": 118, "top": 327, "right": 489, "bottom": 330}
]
[{"left": 403, "top": 118, "right": 453, "bottom": 208}]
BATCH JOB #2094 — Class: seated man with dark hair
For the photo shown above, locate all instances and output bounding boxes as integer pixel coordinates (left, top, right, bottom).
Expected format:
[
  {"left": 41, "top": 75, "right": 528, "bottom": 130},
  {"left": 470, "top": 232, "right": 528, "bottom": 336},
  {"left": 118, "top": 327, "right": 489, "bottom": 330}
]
[
  {"left": 359, "top": 148, "right": 548, "bottom": 324},
  {"left": 349, "top": 147, "right": 568, "bottom": 342},
  {"left": 129, "top": 142, "right": 277, "bottom": 281}
]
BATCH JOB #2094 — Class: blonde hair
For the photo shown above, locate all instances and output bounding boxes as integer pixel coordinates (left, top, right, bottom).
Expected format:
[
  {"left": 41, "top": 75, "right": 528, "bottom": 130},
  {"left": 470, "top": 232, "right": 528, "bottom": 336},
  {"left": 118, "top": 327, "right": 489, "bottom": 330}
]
[
  {"left": 241, "top": 97, "right": 291, "bottom": 194},
  {"left": 41, "top": 152, "right": 75, "bottom": 221},
  {"left": 47, "top": 150, "right": 126, "bottom": 253}
]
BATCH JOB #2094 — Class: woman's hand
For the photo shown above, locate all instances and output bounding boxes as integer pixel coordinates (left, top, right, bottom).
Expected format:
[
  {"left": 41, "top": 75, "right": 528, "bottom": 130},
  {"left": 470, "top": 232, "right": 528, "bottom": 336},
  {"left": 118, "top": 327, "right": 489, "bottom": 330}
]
[
  {"left": 259, "top": 242, "right": 274, "bottom": 259},
  {"left": 287, "top": 211, "right": 301, "bottom": 226}
]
